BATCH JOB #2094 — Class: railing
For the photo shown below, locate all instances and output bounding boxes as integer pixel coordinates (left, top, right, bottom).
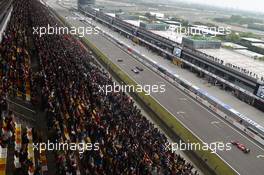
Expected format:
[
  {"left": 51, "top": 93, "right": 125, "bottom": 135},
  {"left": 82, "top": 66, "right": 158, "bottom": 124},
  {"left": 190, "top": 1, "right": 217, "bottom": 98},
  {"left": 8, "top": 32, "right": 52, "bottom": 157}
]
[{"left": 7, "top": 98, "right": 36, "bottom": 124}]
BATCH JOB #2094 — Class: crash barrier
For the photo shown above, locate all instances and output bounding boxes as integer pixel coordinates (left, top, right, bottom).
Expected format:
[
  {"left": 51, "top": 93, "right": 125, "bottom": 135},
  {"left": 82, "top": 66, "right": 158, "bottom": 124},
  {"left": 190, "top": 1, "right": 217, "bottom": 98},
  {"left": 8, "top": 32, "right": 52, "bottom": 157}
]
[
  {"left": 98, "top": 25, "right": 264, "bottom": 147},
  {"left": 50, "top": 9, "right": 238, "bottom": 175}
]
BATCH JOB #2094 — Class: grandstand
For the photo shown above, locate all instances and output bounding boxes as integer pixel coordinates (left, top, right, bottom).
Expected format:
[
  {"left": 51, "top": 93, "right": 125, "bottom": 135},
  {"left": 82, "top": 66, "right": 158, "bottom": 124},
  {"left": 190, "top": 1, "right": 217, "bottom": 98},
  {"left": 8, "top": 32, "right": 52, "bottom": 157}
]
[{"left": 0, "top": 0, "right": 198, "bottom": 174}]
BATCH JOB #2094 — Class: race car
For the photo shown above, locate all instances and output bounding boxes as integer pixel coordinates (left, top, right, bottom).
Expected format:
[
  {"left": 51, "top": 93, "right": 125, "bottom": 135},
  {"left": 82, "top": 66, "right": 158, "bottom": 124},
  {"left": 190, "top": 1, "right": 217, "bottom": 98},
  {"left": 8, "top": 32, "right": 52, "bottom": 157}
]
[
  {"left": 135, "top": 66, "right": 144, "bottom": 71},
  {"left": 131, "top": 68, "right": 139, "bottom": 74},
  {"left": 231, "top": 141, "right": 250, "bottom": 153}
]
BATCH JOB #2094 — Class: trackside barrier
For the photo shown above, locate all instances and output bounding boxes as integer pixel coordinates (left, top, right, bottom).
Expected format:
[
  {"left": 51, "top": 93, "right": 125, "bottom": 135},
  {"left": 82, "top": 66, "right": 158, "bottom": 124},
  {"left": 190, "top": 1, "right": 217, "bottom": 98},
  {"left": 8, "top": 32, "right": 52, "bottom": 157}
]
[
  {"left": 98, "top": 26, "right": 264, "bottom": 147},
  {"left": 50, "top": 9, "right": 238, "bottom": 175}
]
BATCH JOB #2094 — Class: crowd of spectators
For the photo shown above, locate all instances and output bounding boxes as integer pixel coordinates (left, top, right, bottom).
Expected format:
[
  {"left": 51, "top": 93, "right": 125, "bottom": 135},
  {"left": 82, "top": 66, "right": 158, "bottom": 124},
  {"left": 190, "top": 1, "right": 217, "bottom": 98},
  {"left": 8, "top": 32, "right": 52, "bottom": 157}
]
[
  {"left": 1, "top": 0, "right": 198, "bottom": 174},
  {"left": 0, "top": 0, "right": 28, "bottom": 144},
  {"left": 0, "top": 0, "right": 31, "bottom": 149},
  {"left": 0, "top": 0, "right": 32, "bottom": 101},
  {"left": 0, "top": 0, "right": 42, "bottom": 174}
]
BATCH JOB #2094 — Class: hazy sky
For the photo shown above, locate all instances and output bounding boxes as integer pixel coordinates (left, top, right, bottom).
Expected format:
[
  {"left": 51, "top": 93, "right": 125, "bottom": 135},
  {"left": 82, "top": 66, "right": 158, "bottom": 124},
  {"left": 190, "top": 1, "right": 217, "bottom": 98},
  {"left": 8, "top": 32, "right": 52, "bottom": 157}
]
[{"left": 175, "top": 0, "right": 264, "bottom": 12}]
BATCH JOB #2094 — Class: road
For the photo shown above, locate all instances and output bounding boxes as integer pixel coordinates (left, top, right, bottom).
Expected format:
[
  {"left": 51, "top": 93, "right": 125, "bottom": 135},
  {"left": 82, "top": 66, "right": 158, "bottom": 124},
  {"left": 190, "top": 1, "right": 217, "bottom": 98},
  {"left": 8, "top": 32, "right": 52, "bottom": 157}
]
[{"left": 47, "top": 1, "right": 264, "bottom": 174}]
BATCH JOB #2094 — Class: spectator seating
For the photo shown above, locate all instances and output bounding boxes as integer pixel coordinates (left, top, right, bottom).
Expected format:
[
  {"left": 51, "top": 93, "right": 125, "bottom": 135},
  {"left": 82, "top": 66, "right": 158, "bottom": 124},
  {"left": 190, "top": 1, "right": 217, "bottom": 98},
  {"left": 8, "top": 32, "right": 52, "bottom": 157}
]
[
  {"left": 0, "top": 146, "right": 7, "bottom": 175},
  {"left": 0, "top": 0, "right": 32, "bottom": 102},
  {"left": 0, "top": 0, "right": 199, "bottom": 174}
]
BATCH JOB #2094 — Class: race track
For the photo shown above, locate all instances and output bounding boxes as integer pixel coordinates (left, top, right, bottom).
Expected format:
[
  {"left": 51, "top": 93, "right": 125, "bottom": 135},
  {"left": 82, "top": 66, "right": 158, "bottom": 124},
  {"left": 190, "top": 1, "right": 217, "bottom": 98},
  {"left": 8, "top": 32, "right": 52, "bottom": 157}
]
[{"left": 47, "top": 1, "right": 264, "bottom": 174}]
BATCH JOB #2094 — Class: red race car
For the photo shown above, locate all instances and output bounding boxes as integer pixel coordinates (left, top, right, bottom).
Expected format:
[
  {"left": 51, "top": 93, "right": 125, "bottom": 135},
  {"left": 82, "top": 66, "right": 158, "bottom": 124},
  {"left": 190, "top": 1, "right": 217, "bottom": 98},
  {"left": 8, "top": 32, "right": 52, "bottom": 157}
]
[{"left": 231, "top": 141, "right": 250, "bottom": 153}]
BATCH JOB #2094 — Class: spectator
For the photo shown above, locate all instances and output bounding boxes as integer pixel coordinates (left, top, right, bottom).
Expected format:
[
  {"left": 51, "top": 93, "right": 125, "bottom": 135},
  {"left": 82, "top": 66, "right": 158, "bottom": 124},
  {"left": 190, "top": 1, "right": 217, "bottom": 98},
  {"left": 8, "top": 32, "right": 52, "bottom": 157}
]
[{"left": 0, "top": 0, "right": 198, "bottom": 174}]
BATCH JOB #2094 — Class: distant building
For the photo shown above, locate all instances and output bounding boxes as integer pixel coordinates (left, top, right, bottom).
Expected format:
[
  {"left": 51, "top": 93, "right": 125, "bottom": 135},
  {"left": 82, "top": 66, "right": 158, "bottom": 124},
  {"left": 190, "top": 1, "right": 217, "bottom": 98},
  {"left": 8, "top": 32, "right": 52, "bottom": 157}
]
[
  {"left": 248, "top": 23, "right": 264, "bottom": 31},
  {"left": 105, "top": 13, "right": 116, "bottom": 18},
  {"left": 149, "top": 12, "right": 165, "bottom": 19},
  {"left": 124, "top": 20, "right": 142, "bottom": 27},
  {"left": 234, "top": 49, "right": 264, "bottom": 59},
  {"left": 78, "top": 0, "right": 95, "bottom": 9},
  {"left": 222, "top": 42, "right": 247, "bottom": 50},
  {"left": 252, "top": 43, "right": 264, "bottom": 50},
  {"left": 182, "top": 36, "right": 221, "bottom": 49},
  {"left": 139, "top": 22, "right": 169, "bottom": 31},
  {"left": 163, "top": 20, "right": 181, "bottom": 26},
  {"left": 241, "top": 37, "right": 264, "bottom": 44},
  {"left": 116, "top": 14, "right": 139, "bottom": 21}
]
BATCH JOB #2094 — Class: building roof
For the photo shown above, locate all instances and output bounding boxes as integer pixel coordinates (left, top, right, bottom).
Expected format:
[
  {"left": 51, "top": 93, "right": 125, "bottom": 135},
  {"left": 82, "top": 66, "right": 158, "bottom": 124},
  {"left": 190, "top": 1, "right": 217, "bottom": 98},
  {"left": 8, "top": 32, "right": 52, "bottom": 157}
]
[
  {"left": 149, "top": 12, "right": 164, "bottom": 18},
  {"left": 106, "top": 13, "right": 115, "bottom": 17},
  {"left": 198, "top": 48, "right": 264, "bottom": 79},
  {"left": 234, "top": 49, "right": 264, "bottom": 59},
  {"left": 222, "top": 42, "right": 247, "bottom": 50},
  {"left": 189, "top": 35, "right": 221, "bottom": 41},
  {"left": 151, "top": 30, "right": 185, "bottom": 44},
  {"left": 124, "top": 20, "right": 141, "bottom": 27},
  {"left": 252, "top": 43, "right": 264, "bottom": 49},
  {"left": 164, "top": 20, "right": 181, "bottom": 25},
  {"left": 242, "top": 37, "right": 264, "bottom": 43}
]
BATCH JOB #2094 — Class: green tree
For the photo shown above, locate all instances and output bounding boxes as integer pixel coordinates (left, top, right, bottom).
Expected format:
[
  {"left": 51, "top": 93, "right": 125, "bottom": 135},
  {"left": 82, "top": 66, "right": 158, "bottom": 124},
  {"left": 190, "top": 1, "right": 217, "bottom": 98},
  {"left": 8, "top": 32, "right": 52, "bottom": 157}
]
[{"left": 225, "top": 32, "right": 240, "bottom": 42}]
